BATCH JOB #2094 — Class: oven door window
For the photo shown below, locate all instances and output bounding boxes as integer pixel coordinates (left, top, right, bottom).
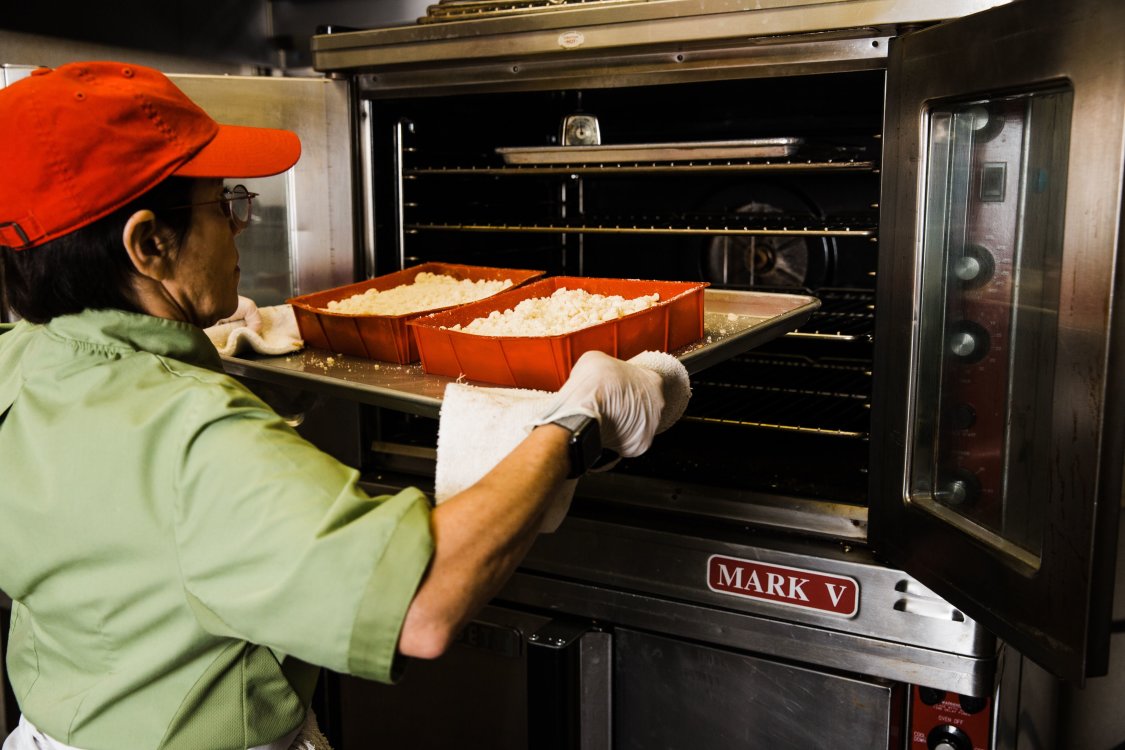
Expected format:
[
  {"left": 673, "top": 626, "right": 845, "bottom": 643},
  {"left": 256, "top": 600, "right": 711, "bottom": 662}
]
[{"left": 908, "top": 87, "right": 1073, "bottom": 568}]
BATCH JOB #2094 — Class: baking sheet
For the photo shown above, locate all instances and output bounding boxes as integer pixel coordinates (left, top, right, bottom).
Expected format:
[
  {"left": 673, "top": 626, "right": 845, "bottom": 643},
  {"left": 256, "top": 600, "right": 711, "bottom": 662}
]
[
  {"left": 221, "top": 289, "right": 820, "bottom": 419},
  {"left": 496, "top": 138, "right": 803, "bottom": 165}
]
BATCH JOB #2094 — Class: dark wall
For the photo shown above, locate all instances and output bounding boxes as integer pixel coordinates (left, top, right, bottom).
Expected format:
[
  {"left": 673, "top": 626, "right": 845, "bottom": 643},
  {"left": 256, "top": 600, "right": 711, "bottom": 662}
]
[
  {"left": 5, "top": 3, "right": 275, "bottom": 67},
  {"left": 4, "top": 1, "right": 429, "bottom": 71}
]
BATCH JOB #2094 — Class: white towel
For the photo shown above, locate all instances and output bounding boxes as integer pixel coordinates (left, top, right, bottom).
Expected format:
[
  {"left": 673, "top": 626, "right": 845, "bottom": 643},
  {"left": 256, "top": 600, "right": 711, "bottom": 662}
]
[
  {"left": 204, "top": 296, "right": 304, "bottom": 357},
  {"left": 435, "top": 351, "right": 690, "bottom": 533}
]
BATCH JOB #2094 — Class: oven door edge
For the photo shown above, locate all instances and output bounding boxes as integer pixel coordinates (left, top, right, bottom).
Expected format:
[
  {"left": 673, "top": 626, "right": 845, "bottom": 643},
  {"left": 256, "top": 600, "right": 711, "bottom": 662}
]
[{"left": 871, "top": 0, "right": 1125, "bottom": 682}]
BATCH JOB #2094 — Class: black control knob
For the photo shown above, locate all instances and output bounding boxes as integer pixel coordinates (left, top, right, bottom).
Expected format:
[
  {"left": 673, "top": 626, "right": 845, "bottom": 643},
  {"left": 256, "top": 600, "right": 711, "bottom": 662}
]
[
  {"left": 949, "top": 321, "right": 990, "bottom": 364},
  {"left": 928, "top": 723, "right": 973, "bottom": 750},
  {"left": 918, "top": 687, "right": 946, "bottom": 706},
  {"left": 959, "top": 694, "right": 988, "bottom": 715}
]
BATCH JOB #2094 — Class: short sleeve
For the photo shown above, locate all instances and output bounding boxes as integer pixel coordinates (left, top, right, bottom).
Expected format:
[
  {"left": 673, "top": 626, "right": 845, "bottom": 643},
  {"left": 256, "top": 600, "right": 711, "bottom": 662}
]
[{"left": 171, "top": 382, "right": 434, "bottom": 683}]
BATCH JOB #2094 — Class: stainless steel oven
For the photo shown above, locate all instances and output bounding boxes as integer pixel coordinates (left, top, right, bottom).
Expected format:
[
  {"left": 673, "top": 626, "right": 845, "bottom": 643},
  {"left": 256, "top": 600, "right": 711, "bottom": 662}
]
[{"left": 129, "top": 0, "right": 1125, "bottom": 747}]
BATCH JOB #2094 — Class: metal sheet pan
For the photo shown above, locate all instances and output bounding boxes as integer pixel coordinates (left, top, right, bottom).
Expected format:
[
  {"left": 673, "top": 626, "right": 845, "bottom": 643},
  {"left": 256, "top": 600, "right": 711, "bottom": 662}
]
[
  {"left": 221, "top": 289, "right": 820, "bottom": 419},
  {"left": 496, "top": 138, "right": 803, "bottom": 165}
]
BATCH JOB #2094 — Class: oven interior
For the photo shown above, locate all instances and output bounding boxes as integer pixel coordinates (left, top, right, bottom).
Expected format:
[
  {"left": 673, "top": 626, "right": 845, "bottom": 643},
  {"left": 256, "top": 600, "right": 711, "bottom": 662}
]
[{"left": 364, "top": 69, "right": 885, "bottom": 517}]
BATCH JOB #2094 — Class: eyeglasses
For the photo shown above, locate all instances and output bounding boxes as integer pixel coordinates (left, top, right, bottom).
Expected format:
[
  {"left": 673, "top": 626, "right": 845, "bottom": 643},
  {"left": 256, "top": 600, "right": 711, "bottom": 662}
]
[{"left": 167, "top": 184, "right": 259, "bottom": 235}]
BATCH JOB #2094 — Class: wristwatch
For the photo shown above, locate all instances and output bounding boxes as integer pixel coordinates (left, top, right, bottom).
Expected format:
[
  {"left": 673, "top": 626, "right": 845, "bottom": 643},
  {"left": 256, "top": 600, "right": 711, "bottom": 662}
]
[{"left": 549, "top": 413, "right": 603, "bottom": 479}]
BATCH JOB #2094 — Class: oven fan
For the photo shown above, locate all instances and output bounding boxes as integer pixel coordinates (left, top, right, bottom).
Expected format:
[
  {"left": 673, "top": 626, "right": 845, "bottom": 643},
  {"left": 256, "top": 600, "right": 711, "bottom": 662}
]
[{"left": 700, "top": 186, "right": 833, "bottom": 290}]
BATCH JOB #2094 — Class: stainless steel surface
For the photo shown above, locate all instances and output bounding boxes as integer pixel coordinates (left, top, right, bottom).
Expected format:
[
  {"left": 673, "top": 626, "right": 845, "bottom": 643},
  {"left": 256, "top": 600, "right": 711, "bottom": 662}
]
[
  {"left": 522, "top": 516, "right": 992, "bottom": 661},
  {"left": 392, "top": 118, "right": 413, "bottom": 271},
  {"left": 353, "top": 36, "right": 892, "bottom": 96},
  {"left": 496, "top": 137, "right": 803, "bottom": 165},
  {"left": 500, "top": 568, "right": 996, "bottom": 697},
  {"left": 612, "top": 628, "right": 900, "bottom": 749},
  {"left": 171, "top": 75, "right": 356, "bottom": 298},
  {"left": 358, "top": 99, "right": 378, "bottom": 279},
  {"left": 423, "top": 0, "right": 652, "bottom": 24},
  {"left": 872, "top": 0, "right": 1125, "bottom": 682},
  {"left": 220, "top": 289, "right": 819, "bottom": 417},
  {"left": 577, "top": 471, "right": 868, "bottom": 542},
  {"left": 578, "top": 631, "right": 611, "bottom": 750},
  {"left": 313, "top": 0, "right": 1010, "bottom": 76},
  {"left": 0, "top": 64, "right": 35, "bottom": 88},
  {"left": 992, "top": 648, "right": 1059, "bottom": 750}
]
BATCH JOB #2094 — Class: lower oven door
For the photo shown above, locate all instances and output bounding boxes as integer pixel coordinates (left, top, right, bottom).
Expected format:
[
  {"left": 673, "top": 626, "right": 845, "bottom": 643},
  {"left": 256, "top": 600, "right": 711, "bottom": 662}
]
[
  {"left": 330, "top": 603, "right": 912, "bottom": 750},
  {"left": 873, "top": 0, "right": 1125, "bottom": 682},
  {"left": 332, "top": 604, "right": 612, "bottom": 750}
]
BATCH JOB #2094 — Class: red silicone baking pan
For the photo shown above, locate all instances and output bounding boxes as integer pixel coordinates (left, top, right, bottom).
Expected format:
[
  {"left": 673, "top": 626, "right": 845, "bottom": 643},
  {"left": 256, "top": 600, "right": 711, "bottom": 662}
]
[
  {"left": 286, "top": 262, "right": 545, "bottom": 364},
  {"left": 407, "top": 276, "right": 708, "bottom": 390}
]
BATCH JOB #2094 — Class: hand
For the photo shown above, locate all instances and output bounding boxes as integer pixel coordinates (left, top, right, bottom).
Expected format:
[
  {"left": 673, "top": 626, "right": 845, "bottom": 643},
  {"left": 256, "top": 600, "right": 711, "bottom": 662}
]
[{"left": 535, "top": 350, "right": 665, "bottom": 458}]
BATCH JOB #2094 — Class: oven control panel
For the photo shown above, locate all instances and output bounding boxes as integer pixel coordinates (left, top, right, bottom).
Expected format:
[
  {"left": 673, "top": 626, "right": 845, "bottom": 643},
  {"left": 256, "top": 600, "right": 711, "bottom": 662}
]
[
  {"left": 909, "top": 86, "right": 1072, "bottom": 559},
  {"left": 910, "top": 685, "right": 991, "bottom": 750}
]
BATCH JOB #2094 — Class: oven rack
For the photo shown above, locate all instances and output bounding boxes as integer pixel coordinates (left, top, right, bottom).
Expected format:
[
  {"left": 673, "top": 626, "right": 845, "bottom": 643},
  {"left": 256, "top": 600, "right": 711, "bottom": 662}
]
[
  {"left": 685, "top": 367, "right": 871, "bottom": 439},
  {"left": 405, "top": 214, "right": 876, "bottom": 238},
  {"left": 405, "top": 158, "right": 878, "bottom": 176},
  {"left": 787, "top": 288, "right": 875, "bottom": 341}
]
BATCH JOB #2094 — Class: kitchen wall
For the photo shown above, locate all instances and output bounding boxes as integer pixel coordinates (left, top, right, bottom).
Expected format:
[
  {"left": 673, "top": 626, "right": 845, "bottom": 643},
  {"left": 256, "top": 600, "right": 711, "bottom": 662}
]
[{"left": 2, "top": 1, "right": 429, "bottom": 73}]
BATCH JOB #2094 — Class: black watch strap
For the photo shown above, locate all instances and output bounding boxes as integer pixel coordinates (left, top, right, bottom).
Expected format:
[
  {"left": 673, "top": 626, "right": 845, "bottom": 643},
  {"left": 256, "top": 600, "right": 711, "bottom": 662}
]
[{"left": 550, "top": 414, "right": 603, "bottom": 479}]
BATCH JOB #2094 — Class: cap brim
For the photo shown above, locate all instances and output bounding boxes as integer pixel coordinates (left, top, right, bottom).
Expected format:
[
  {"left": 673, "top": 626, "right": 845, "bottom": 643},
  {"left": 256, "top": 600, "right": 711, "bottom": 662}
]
[{"left": 173, "top": 123, "right": 301, "bottom": 178}]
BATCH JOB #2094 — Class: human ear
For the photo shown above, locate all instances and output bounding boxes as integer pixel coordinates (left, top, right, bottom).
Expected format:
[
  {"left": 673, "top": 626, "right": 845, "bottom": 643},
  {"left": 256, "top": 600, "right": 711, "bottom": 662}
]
[{"left": 122, "top": 210, "right": 175, "bottom": 281}]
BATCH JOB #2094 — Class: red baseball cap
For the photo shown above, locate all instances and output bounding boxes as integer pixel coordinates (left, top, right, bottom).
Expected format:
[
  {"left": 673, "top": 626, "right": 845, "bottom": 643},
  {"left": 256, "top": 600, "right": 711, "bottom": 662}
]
[{"left": 0, "top": 61, "right": 302, "bottom": 250}]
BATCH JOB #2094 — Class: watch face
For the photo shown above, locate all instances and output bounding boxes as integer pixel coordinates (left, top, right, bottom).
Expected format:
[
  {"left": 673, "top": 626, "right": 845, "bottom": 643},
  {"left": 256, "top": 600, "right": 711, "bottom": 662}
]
[{"left": 554, "top": 414, "right": 602, "bottom": 478}]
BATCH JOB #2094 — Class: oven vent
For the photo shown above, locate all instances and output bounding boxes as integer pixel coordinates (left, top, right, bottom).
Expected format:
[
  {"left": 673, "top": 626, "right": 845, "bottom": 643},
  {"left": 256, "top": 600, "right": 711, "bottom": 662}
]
[{"left": 422, "top": 0, "right": 650, "bottom": 24}]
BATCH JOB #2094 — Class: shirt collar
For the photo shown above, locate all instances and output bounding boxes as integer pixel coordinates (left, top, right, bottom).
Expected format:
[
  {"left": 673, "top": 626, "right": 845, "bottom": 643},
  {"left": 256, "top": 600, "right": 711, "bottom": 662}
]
[{"left": 45, "top": 308, "right": 224, "bottom": 372}]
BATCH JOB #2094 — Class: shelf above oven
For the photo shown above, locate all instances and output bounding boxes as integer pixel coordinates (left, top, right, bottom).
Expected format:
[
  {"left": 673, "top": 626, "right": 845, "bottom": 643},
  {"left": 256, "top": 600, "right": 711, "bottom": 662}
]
[{"left": 221, "top": 288, "right": 819, "bottom": 418}]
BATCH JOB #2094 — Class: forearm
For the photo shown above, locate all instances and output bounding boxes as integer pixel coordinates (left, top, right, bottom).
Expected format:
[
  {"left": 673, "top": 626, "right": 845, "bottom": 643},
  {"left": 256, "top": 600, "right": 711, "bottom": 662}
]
[{"left": 398, "top": 423, "right": 571, "bottom": 658}]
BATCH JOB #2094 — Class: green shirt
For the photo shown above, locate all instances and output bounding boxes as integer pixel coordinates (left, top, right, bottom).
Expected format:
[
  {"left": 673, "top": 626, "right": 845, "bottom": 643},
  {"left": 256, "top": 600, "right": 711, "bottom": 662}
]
[{"left": 0, "top": 309, "right": 434, "bottom": 749}]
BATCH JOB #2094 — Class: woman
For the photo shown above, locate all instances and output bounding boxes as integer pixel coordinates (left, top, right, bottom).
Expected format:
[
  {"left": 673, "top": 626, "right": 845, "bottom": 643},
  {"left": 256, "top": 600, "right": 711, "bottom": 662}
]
[{"left": 0, "top": 62, "right": 669, "bottom": 749}]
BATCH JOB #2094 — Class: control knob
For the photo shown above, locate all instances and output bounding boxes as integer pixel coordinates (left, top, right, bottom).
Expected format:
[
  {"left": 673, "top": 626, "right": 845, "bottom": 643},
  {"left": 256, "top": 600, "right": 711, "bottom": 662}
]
[
  {"left": 949, "top": 321, "right": 990, "bottom": 364},
  {"left": 939, "top": 469, "right": 980, "bottom": 508},
  {"left": 953, "top": 244, "right": 995, "bottom": 289},
  {"left": 928, "top": 724, "right": 973, "bottom": 750}
]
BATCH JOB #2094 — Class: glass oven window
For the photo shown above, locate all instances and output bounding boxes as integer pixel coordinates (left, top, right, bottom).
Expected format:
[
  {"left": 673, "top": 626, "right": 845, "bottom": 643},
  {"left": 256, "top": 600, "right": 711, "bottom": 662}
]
[{"left": 909, "top": 86, "right": 1073, "bottom": 568}]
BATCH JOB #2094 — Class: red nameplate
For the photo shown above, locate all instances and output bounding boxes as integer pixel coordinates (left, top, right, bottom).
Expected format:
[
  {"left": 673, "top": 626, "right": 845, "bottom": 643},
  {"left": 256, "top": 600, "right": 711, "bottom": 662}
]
[{"left": 707, "top": 554, "right": 859, "bottom": 617}]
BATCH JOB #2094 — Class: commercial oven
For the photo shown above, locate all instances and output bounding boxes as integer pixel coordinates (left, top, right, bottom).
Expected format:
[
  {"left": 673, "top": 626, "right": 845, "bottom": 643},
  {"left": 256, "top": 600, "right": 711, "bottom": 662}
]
[{"left": 67, "top": 0, "right": 1123, "bottom": 747}]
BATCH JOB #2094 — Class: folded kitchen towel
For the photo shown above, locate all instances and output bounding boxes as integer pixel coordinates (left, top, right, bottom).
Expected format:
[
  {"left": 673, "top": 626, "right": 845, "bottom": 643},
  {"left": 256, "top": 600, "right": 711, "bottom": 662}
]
[
  {"left": 204, "top": 296, "right": 304, "bottom": 357},
  {"left": 434, "top": 350, "right": 690, "bottom": 533},
  {"left": 435, "top": 380, "right": 578, "bottom": 533},
  {"left": 625, "top": 350, "right": 691, "bottom": 433}
]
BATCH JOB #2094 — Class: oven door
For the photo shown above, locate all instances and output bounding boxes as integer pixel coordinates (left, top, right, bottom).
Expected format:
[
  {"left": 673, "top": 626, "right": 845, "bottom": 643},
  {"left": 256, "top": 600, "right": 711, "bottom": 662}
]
[{"left": 872, "top": 0, "right": 1125, "bottom": 682}]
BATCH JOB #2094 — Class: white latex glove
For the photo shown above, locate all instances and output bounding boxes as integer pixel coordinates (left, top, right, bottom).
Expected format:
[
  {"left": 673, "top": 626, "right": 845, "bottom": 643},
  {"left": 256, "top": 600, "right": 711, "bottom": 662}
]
[
  {"left": 214, "top": 295, "right": 263, "bottom": 334},
  {"left": 534, "top": 350, "right": 665, "bottom": 458}
]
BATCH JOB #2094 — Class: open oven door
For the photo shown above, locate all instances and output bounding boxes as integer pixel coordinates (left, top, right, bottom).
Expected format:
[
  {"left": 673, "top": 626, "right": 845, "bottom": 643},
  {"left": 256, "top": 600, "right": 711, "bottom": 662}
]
[{"left": 871, "top": 0, "right": 1125, "bottom": 683}]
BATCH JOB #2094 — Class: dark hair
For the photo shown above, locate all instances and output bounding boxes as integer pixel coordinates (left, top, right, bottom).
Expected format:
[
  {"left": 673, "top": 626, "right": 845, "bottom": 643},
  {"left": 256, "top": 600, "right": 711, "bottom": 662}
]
[{"left": 1, "top": 177, "right": 195, "bottom": 324}]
